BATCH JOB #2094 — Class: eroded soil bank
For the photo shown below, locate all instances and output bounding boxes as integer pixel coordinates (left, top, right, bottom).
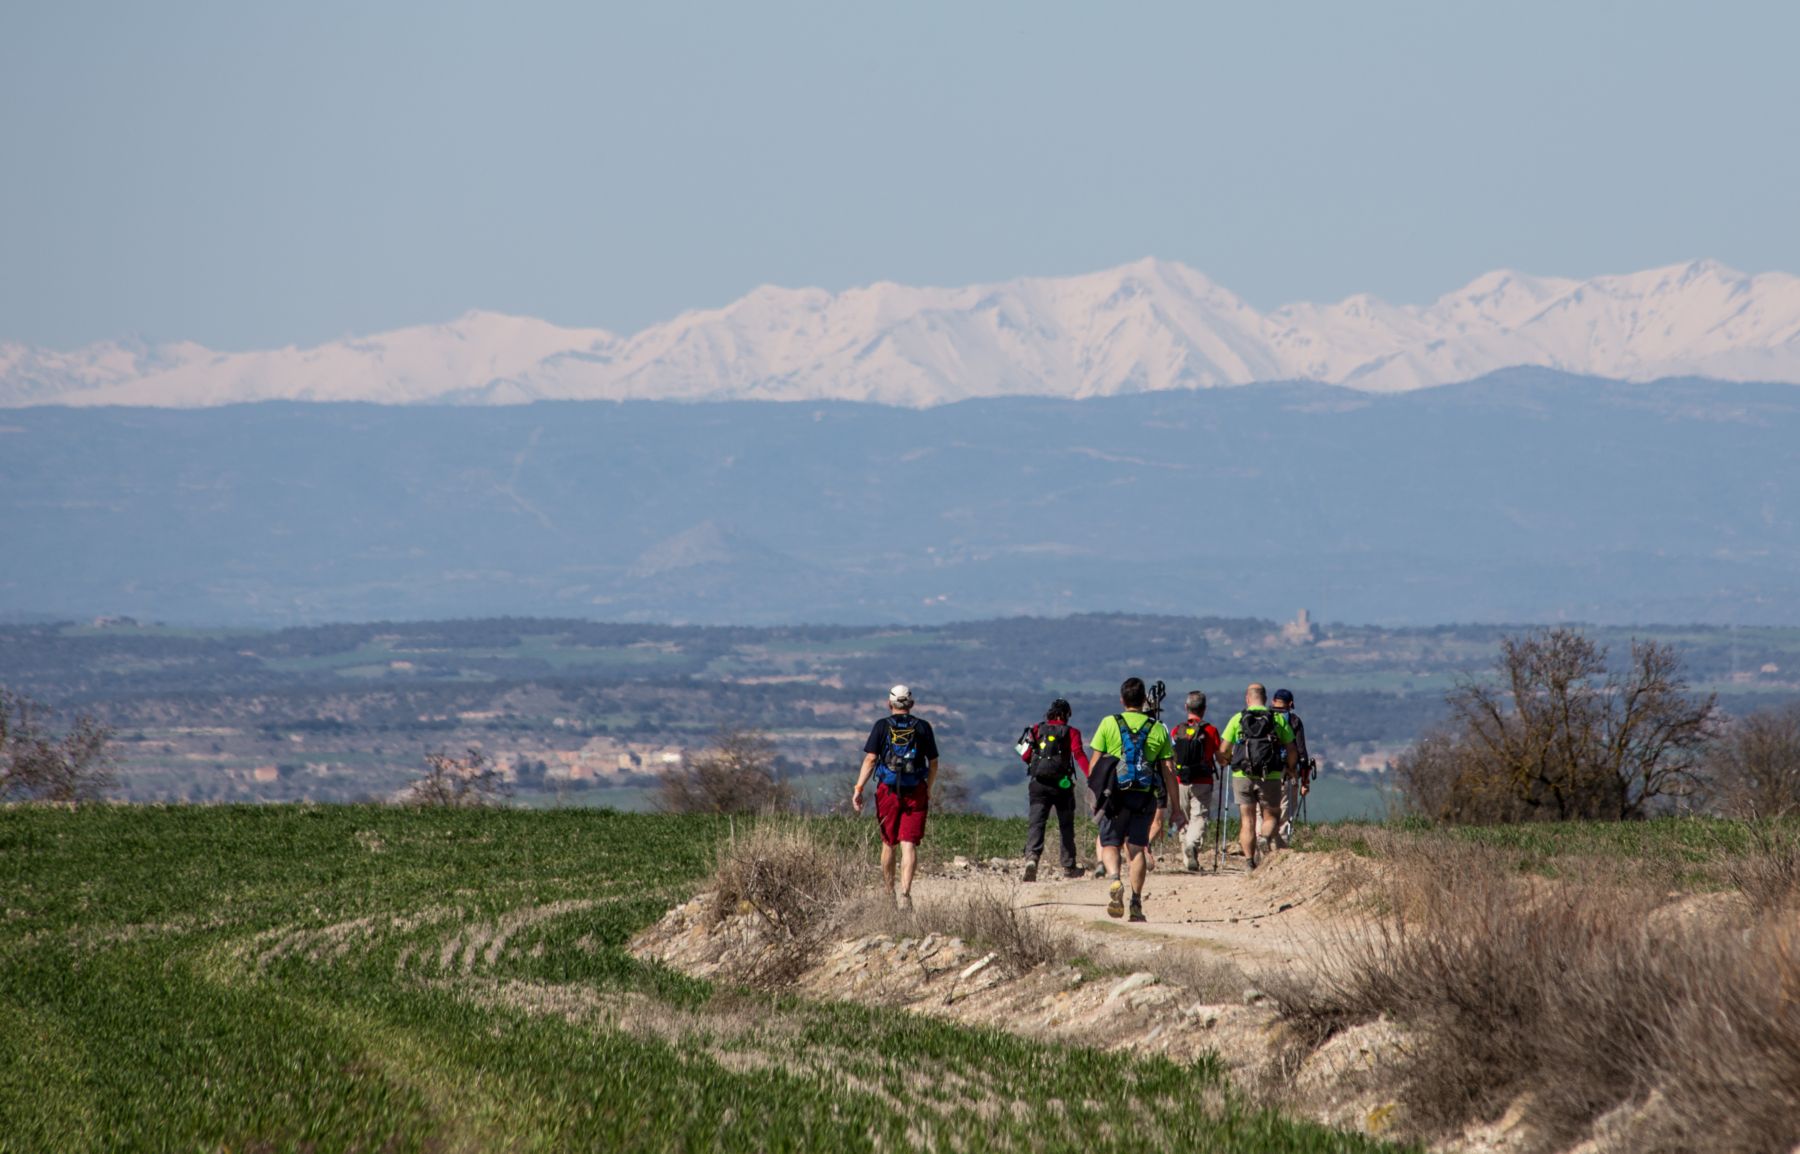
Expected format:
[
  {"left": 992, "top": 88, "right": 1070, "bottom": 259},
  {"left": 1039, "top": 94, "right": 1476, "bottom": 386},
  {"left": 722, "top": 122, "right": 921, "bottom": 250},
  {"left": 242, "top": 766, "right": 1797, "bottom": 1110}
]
[{"left": 629, "top": 849, "right": 1470, "bottom": 1148}]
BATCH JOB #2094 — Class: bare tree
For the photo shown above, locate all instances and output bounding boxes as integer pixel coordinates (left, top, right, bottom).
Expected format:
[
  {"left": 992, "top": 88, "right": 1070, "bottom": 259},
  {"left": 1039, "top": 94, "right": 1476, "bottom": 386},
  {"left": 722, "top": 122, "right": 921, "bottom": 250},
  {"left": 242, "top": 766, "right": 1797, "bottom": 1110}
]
[
  {"left": 658, "top": 727, "right": 793, "bottom": 815},
  {"left": 1709, "top": 702, "right": 1800, "bottom": 819},
  {"left": 0, "top": 689, "right": 117, "bottom": 804},
  {"left": 403, "top": 746, "right": 509, "bottom": 807},
  {"left": 1400, "top": 629, "right": 1715, "bottom": 823},
  {"left": 925, "top": 760, "right": 977, "bottom": 815}
]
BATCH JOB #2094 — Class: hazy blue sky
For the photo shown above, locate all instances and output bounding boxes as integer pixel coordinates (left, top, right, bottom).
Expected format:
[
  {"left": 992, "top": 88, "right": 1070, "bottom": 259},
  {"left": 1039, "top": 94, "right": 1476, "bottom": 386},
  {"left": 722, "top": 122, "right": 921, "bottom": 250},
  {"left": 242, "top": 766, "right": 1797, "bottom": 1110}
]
[{"left": 3, "top": 1, "right": 1798, "bottom": 350}]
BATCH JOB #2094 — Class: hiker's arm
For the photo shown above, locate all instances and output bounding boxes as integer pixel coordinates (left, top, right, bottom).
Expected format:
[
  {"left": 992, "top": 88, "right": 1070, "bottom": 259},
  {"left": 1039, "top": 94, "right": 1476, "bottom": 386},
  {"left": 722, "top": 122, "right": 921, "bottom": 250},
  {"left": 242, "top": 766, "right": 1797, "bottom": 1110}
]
[
  {"left": 1286, "top": 743, "right": 1300, "bottom": 773},
  {"left": 851, "top": 752, "right": 877, "bottom": 811},
  {"left": 1216, "top": 740, "right": 1235, "bottom": 767},
  {"left": 1161, "top": 760, "right": 1186, "bottom": 827},
  {"left": 926, "top": 758, "right": 939, "bottom": 797}
]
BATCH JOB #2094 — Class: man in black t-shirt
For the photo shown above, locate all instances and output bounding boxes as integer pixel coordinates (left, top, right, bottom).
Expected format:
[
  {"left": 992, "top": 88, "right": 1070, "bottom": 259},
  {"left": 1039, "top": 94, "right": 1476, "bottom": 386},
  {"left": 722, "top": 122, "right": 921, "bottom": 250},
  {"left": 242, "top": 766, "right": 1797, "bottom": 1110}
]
[{"left": 851, "top": 685, "right": 940, "bottom": 910}]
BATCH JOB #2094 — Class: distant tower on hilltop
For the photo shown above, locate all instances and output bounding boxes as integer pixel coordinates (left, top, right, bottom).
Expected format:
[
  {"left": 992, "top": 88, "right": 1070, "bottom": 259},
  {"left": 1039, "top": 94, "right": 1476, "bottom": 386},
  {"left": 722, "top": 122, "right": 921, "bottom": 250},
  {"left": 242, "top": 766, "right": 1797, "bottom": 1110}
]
[{"left": 1281, "top": 609, "right": 1319, "bottom": 645}]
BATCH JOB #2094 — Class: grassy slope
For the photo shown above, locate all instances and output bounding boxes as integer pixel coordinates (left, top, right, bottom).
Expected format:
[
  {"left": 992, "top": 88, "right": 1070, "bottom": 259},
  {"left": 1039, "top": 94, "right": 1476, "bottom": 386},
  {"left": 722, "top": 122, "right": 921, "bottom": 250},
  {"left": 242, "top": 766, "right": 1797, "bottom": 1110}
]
[{"left": 0, "top": 807, "right": 1397, "bottom": 1154}]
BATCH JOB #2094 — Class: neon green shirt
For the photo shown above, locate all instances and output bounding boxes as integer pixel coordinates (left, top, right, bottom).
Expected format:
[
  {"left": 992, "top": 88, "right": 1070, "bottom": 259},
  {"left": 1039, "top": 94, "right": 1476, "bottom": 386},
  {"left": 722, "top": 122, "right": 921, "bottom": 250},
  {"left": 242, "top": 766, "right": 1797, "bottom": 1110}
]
[
  {"left": 1219, "top": 707, "right": 1296, "bottom": 779},
  {"left": 1088, "top": 712, "right": 1175, "bottom": 766}
]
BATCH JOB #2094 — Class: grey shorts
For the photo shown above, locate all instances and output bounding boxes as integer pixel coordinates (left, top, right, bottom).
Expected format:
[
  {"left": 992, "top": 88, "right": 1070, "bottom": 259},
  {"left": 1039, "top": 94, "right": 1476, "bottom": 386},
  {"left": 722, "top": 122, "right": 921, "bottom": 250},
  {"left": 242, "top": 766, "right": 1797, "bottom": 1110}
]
[{"left": 1232, "top": 775, "right": 1285, "bottom": 809}]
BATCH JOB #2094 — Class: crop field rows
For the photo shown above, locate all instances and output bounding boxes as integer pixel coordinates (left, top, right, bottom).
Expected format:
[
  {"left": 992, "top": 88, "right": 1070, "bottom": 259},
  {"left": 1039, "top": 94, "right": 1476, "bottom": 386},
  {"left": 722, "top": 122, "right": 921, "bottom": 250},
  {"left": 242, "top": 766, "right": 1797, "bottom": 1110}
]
[{"left": 0, "top": 807, "right": 1396, "bottom": 1153}]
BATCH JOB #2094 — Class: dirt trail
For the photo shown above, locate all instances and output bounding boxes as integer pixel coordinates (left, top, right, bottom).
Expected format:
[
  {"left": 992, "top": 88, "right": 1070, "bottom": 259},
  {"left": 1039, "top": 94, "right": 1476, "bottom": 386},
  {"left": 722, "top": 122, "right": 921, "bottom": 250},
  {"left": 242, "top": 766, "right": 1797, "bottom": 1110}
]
[{"left": 916, "top": 845, "right": 1359, "bottom": 978}]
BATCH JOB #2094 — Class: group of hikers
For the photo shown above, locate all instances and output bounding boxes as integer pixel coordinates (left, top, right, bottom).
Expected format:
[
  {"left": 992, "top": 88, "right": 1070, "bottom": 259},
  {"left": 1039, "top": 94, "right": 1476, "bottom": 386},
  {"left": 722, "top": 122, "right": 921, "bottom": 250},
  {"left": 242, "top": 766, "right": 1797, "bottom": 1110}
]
[{"left": 850, "top": 679, "right": 1316, "bottom": 922}]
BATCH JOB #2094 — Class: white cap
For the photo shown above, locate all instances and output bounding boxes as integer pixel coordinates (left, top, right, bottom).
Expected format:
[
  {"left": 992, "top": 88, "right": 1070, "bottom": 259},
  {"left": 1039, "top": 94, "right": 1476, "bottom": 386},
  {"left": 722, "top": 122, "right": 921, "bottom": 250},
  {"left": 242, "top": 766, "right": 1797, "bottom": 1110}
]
[{"left": 888, "top": 684, "right": 914, "bottom": 707}]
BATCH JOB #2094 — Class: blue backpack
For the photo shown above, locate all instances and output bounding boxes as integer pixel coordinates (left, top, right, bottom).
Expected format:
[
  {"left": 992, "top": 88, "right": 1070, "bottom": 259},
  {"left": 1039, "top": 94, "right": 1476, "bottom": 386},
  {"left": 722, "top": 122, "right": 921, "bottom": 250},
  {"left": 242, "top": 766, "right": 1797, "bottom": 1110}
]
[
  {"left": 877, "top": 716, "right": 929, "bottom": 788},
  {"left": 1114, "top": 714, "right": 1159, "bottom": 791}
]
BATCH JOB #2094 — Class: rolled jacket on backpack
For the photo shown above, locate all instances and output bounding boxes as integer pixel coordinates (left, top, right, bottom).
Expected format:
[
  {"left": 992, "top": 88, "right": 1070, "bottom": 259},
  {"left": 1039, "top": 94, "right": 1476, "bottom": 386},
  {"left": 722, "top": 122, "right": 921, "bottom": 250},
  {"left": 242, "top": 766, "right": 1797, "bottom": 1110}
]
[{"left": 1087, "top": 754, "right": 1120, "bottom": 812}]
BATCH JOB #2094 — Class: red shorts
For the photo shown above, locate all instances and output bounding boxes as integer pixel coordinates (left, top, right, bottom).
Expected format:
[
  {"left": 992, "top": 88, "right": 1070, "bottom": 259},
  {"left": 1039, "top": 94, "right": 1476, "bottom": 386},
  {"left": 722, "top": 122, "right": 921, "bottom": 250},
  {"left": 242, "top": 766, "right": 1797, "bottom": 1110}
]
[{"left": 875, "top": 781, "right": 929, "bottom": 846}]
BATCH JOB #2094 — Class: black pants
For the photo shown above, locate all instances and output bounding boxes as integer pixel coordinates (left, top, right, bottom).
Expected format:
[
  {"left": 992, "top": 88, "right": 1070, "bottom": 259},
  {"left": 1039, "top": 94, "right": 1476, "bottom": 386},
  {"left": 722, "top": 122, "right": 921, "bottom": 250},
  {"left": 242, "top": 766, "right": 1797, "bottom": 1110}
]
[{"left": 1024, "top": 783, "right": 1077, "bottom": 868}]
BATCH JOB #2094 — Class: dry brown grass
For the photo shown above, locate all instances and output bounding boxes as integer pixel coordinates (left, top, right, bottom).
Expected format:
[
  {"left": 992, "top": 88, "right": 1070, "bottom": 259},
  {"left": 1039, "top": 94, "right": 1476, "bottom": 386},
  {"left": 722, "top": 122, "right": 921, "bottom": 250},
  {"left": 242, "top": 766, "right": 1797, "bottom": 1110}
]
[
  {"left": 1723, "top": 818, "right": 1800, "bottom": 914},
  {"left": 1124, "top": 946, "right": 1249, "bottom": 1004},
  {"left": 851, "top": 885, "right": 1076, "bottom": 977},
  {"left": 1269, "top": 831, "right": 1800, "bottom": 1152},
  {"left": 704, "top": 819, "right": 868, "bottom": 985}
]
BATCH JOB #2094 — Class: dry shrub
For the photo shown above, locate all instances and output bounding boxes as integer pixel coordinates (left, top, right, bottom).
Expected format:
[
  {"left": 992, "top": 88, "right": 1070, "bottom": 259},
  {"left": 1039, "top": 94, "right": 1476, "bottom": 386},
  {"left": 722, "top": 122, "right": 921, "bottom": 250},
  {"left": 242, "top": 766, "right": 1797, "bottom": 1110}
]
[
  {"left": 1633, "top": 910, "right": 1800, "bottom": 1153},
  {"left": 403, "top": 746, "right": 509, "bottom": 807},
  {"left": 660, "top": 727, "right": 793, "bottom": 815},
  {"left": 1709, "top": 702, "right": 1800, "bottom": 819},
  {"left": 854, "top": 885, "right": 1075, "bottom": 976},
  {"left": 706, "top": 820, "right": 866, "bottom": 985},
  {"left": 1125, "top": 946, "right": 1247, "bottom": 1004},
  {"left": 1271, "top": 836, "right": 1800, "bottom": 1152},
  {"left": 1722, "top": 818, "right": 1800, "bottom": 914},
  {"left": 0, "top": 689, "right": 116, "bottom": 803}
]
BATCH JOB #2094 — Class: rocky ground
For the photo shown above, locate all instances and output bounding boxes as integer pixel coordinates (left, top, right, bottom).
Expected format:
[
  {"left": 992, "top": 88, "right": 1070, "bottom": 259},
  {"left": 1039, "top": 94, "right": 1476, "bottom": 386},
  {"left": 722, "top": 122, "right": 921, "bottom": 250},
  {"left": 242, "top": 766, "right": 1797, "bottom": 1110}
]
[
  {"left": 631, "top": 829, "right": 1790, "bottom": 1154},
  {"left": 630, "top": 845, "right": 1456, "bottom": 1147},
  {"left": 633, "top": 841, "right": 1743, "bottom": 1153}
]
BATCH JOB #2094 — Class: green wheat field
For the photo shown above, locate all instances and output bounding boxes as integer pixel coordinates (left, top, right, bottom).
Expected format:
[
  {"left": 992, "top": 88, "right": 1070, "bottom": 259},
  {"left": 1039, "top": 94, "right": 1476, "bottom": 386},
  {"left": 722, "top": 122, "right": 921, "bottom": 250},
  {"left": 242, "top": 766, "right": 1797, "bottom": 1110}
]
[{"left": 0, "top": 806, "right": 1399, "bottom": 1153}]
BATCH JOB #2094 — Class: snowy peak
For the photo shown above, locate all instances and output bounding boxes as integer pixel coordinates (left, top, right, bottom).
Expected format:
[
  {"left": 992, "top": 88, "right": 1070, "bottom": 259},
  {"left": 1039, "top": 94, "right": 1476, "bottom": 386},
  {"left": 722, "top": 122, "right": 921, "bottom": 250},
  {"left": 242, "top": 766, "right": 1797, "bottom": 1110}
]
[{"left": 8, "top": 260, "right": 1800, "bottom": 408}]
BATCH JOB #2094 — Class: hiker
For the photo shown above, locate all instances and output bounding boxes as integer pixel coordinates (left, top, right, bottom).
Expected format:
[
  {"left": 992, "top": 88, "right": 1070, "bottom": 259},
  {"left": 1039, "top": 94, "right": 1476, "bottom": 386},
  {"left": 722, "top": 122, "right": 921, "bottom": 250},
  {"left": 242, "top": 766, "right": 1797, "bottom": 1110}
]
[
  {"left": 1217, "top": 683, "right": 1297, "bottom": 869},
  {"left": 1171, "top": 691, "right": 1222, "bottom": 871},
  {"left": 1271, "top": 688, "right": 1314, "bottom": 844},
  {"left": 1087, "top": 677, "right": 1184, "bottom": 922},
  {"left": 851, "top": 685, "right": 940, "bottom": 910},
  {"left": 1016, "top": 698, "right": 1090, "bottom": 882}
]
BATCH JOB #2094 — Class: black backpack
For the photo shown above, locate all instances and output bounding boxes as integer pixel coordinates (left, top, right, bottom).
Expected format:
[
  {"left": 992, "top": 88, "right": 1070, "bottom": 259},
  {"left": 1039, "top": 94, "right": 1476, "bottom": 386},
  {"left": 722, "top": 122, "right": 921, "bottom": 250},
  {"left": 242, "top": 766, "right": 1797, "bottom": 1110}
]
[
  {"left": 1173, "top": 721, "right": 1217, "bottom": 785},
  {"left": 1027, "top": 721, "right": 1075, "bottom": 786},
  {"left": 1237, "top": 709, "right": 1284, "bottom": 777}
]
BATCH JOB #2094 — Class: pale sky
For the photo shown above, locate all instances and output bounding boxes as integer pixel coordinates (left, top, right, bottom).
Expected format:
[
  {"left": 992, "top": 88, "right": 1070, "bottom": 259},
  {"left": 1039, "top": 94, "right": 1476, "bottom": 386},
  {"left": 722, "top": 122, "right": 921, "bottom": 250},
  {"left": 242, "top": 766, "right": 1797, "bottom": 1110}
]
[{"left": 3, "top": 0, "right": 1798, "bottom": 350}]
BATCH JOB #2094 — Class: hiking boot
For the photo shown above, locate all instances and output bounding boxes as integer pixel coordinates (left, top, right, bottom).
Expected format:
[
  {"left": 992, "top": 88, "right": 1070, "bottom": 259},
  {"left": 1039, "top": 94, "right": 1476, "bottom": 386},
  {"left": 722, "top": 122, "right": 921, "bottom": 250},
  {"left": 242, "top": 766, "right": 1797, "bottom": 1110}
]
[
  {"left": 1182, "top": 853, "right": 1199, "bottom": 872},
  {"left": 1062, "top": 866, "right": 1086, "bottom": 880},
  {"left": 1128, "top": 898, "right": 1147, "bottom": 923},
  {"left": 1106, "top": 879, "right": 1125, "bottom": 919},
  {"left": 1091, "top": 862, "right": 1107, "bottom": 879},
  {"left": 897, "top": 892, "right": 913, "bottom": 912},
  {"left": 1022, "top": 859, "right": 1038, "bottom": 883}
]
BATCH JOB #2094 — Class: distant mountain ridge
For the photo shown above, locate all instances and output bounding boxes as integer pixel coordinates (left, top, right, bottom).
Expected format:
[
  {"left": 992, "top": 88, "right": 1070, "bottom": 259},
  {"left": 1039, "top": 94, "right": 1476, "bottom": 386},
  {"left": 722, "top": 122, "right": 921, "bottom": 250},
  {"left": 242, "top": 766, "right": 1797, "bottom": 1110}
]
[
  {"left": 4, "top": 371, "right": 1800, "bottom": 626},
  {"left": 6, "top": 259, "right": 1800, "bottom": 408}
]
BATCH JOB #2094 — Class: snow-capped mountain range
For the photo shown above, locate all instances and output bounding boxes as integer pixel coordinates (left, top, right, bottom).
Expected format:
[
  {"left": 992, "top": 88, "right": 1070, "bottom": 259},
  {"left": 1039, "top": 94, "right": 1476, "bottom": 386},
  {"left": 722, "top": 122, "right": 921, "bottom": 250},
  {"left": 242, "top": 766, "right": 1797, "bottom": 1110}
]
[{"left": 7, "top": 258, "right": 1800, "bottom": 408}]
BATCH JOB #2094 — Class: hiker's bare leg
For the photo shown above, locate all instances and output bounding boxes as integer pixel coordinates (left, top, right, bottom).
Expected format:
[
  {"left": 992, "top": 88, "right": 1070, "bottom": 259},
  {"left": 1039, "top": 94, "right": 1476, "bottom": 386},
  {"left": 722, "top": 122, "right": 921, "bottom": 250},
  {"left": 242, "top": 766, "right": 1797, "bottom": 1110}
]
[
  {"left": 1259, "top": 806, "right": 1279, "bottom": 845},
  {"left": 1126, "top": 842, "right": 1148, "bottom": 895},
  {"left": 1239, "top": 802, "right": 1258, "bottom": 859},
  {"left": 881, "top": 842, "right": 896, "bottom": 892},
  {"left": 898, "top": 841, "right": 919, "bottom": 896},
  {"left": 1101, "top": 843, "right": 1122, "bottom": 879}
]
